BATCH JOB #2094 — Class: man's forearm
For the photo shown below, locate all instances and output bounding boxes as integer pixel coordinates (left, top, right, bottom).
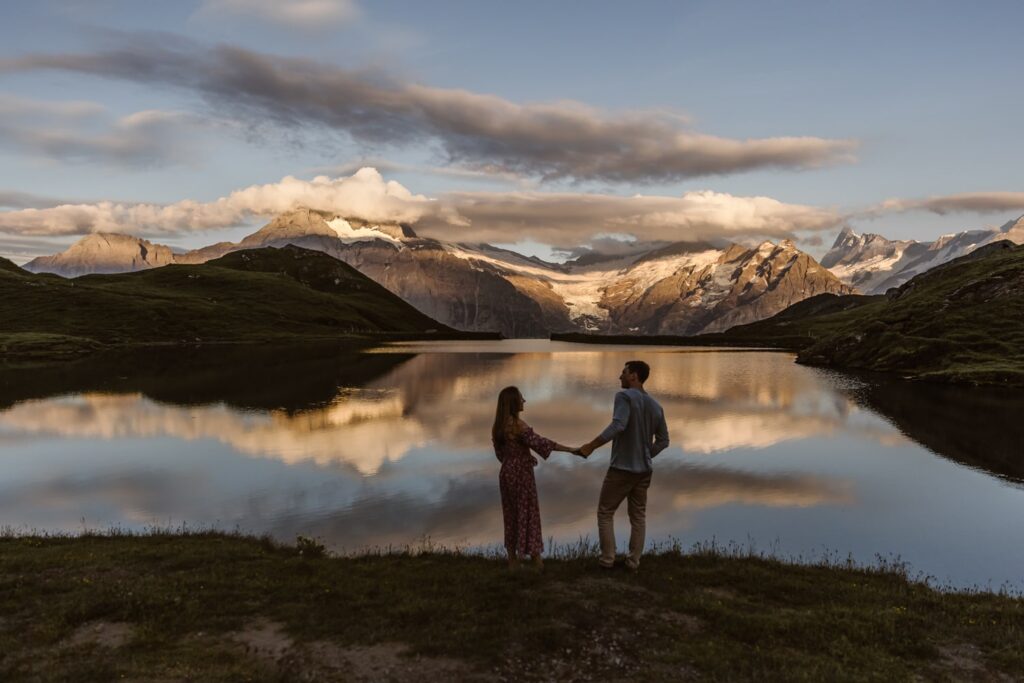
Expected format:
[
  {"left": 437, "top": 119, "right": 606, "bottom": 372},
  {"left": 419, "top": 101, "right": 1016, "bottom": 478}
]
[{"left": 585, "top": 436, "right": 606, "bottom": 456}]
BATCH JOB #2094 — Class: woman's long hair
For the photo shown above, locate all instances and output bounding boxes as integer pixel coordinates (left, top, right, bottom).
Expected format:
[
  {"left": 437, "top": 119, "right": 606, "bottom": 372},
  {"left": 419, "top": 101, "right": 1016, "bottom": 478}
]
[{"left": 492, "top": 386, "right": 523, "bottom": 447}]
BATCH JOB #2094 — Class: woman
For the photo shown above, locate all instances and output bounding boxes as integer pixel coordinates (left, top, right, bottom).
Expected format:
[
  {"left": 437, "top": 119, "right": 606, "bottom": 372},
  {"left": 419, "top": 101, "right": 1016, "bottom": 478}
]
[{"left": 492, "top": 385, "right": 577, "bottom": 569}]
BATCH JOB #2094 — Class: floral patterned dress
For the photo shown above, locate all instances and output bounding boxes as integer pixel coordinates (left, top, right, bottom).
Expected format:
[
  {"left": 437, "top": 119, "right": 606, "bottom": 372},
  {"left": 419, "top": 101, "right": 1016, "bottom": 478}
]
[{"left": 495, "top": 423, "right": 556, "bottom": 556}]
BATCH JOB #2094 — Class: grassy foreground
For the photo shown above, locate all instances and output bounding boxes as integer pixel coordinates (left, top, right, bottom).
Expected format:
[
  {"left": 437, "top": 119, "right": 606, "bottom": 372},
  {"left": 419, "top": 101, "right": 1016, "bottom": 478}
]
[{"left": 2, "top": 533, "right": 1023, "bottom": 681}]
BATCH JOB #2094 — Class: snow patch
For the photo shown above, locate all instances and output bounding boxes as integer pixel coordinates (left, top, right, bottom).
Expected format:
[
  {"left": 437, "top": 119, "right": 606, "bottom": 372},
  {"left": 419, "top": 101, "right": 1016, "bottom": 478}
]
[
  {"left": 326, "top": 218, "right": 402, "bottom": 245},
  {"left": 828, "top": 247, "right": 906, "bottom": 284},
  {"left": 443, "top": 243, "right": 728, "bottom": 324},
  {"left": 624, "top": 251, "right": 721, "bottom": 293}
]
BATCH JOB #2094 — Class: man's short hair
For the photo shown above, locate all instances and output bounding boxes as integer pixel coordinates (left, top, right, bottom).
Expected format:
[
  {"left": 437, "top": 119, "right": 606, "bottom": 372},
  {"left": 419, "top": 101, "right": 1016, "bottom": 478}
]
[{"left": 625, "top": 360, "right": 650, "bottom": 383}]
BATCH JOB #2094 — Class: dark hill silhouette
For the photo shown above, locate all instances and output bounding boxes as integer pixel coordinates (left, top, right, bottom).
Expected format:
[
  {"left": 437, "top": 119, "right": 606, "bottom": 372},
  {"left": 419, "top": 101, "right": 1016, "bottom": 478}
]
[{"left": 1, "top": 245, "right": 490, "bottom": 360}]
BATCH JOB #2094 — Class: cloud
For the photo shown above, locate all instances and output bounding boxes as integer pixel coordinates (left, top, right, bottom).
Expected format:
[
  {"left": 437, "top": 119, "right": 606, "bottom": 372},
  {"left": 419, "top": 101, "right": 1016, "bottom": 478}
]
[
  {"left": 0, "top": 110, "right": 206, "bottom": 168},
  {"left": 0, "top": 450, "right": 851, "bottom": 548},
  {"left": 0, "top": 95, "right": 210, "bottom": 168},
  {"left": 0, "top": 94, "right": 105, "bottom": 121},
  {"left": 0, "top": 190, "right": 74, "bottom": 210},
  {"left": 2, "top": 38, "right": 857, "bottom": 183},
  {"left": 255, "top": 461, "right": 852, "bottom": 551},
  {"left": 313, "top": 158, "right": 532, "bottom": 187},
  {"left": 0, "top": 168, "right": 448, "bottom": 236},
  {"left": 552, "top": 235, "right": 667, "bottom": 262},
  {"left": 0, "top": 235, "right": 70, "bottom": 264},
  {"left": 878, "top": 192, "right": 1024, "bottom": 216},
  {"left": 194, "top": 0, "right": 361, "bottom": 30},
  {"left": 420, "top": 189, "right": 843, "bottom": 247},
  {"left": 0, "top": 168, "right": 842, "bottom": 243},
  {"left": 0, "top": 392, "right": 419, "bottom": 476}
]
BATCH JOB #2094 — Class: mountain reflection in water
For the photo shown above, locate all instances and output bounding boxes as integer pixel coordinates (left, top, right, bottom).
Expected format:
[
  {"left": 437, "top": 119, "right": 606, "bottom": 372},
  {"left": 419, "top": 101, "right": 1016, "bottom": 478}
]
[{"left": 1, "top": 341, "right": 1023, "bottom": 589}]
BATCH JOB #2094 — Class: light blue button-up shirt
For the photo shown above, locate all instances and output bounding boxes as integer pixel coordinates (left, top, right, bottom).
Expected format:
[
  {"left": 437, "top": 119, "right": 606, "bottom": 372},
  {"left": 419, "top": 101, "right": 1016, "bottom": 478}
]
[{"left": 598, "top": 388, "right": 670, "bottom": 473}]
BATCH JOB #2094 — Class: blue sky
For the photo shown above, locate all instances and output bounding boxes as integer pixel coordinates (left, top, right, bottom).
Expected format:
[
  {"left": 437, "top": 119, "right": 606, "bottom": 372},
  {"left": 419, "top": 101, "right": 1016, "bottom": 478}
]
[{"left": 1, "top": 0, "right": 1022, "bottom": 262}]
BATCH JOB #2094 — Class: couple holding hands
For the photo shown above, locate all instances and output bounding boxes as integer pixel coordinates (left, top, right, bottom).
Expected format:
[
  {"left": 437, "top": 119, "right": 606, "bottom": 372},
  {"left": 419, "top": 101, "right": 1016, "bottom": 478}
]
[{"left": 491, "top": 360, "right": 670, "bottom": 570}]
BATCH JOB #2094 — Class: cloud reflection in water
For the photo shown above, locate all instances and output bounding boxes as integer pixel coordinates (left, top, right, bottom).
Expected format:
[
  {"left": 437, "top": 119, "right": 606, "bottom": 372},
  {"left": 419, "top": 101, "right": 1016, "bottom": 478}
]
[{"left": 0, "top": 345, "right": 867, "bottom": 550}]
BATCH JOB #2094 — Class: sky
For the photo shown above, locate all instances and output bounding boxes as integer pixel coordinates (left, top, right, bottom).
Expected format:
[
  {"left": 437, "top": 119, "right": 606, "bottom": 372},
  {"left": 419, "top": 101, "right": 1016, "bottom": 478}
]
[{"left": 0, "top": 0, "right": 1022, "bottom": 264}]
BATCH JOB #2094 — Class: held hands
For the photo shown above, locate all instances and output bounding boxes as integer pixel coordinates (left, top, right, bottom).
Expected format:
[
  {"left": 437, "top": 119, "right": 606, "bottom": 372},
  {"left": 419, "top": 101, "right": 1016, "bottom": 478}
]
[
  {"left": 570, "top": 443, "right": 595, "bottom": 458},
  {"left": 557, "top": 441, "right": 595, "bottom": 458}
]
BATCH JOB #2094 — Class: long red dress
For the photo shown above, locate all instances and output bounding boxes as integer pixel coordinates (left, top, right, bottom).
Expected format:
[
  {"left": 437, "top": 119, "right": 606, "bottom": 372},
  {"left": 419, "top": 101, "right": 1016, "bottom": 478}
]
[{"left": 495, "top": 423, "right": 556, "bottom": 556}]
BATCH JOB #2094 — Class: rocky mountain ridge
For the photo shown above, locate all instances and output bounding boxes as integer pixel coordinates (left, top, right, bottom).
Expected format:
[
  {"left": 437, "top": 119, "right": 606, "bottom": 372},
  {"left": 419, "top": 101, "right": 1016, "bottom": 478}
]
[
  {"left": 822, "top": 216, "right": 1024, "bottom": 294},
  {"left": 22, "top": 208, "right": 854, "bottom": 336},
  {"left": 24, "top": 233, "right": 176, "bottom": 276}
]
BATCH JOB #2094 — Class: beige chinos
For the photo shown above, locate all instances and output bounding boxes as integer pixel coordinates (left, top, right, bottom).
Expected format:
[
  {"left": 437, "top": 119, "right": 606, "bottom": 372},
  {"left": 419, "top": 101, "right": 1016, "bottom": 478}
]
[{"left": 597, "top": 467, "right": 653, "bottom": 569}]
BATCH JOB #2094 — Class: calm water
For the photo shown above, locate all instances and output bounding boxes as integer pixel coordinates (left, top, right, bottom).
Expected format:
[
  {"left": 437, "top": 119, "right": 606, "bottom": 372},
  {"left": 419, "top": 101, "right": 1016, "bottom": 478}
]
[{"left": 1, "top": 340, "right": 1022, "bottom": 590}]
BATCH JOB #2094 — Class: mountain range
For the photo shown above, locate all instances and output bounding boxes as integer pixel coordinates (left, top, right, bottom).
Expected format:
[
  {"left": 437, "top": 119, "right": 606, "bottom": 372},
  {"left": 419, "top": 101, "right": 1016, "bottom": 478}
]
[
  {"left": 22, "top": 208, "right": 853, "bottom": 337},
  {"left": 821, "top": 215, "right": 1024, "bottom": 294}
]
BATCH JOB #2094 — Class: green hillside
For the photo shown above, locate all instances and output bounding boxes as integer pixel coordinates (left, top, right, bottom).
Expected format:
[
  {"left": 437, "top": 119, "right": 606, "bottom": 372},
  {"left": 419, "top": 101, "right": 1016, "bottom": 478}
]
[
  {"left": 719, "top": 240, "right": 1024, "bottom": 385},
  {"left": 0, "top": 245, "right": 481, "bottom": 360}
]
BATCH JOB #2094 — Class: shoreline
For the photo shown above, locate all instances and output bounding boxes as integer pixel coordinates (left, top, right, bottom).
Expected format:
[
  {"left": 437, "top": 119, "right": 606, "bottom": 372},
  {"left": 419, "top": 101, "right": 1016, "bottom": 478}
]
[
  {"left": 5, "top": 332, "right": 1021, "bottom": 387},
  {"left": 550, "top": 332, "right": 1024, "bottom": 387},
  {"left": 0, "top": 330, "right": 502, "bottom": 364},
  {"left": 550, "top": 331, "right": 796, "bottom": 349},
  {"left": 2, "top": 531, "right": 1022, "bottom": 680}
]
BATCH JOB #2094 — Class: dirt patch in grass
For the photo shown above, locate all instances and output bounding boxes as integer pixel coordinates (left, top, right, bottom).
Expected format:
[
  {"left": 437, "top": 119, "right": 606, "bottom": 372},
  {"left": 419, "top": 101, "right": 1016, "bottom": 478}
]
[
  {"left": 702, "top": 586, "right": 738, "bottom": 601},
  {"left": 230, "top": 619, "right": 487, "bottom": 681},
  {"left": 231, "top": 619, "right": 294, "bottom": 662},
  {"left": 575, "top": 575, "right": 654, "bottom": 596},
  {"left": 502, "top": 627, "right": 646, "bottom": 682},
  {"left": 934, "top": 643, "right": 1013, "bottom": 682},
  {"left": 523, "top": 576, "right": 702, "bottom": 680},
  {"left": 633, "top": 606, "right": 702, "bottom": 633},
  {"left": 550, "top": 576, "right": 702, "bottom": 633},
  {"left": 309, "top": 642, "right": 487, "bottom": 682},
  {"left": 64, "top": 621, "right": 134, "bottom": 649}
]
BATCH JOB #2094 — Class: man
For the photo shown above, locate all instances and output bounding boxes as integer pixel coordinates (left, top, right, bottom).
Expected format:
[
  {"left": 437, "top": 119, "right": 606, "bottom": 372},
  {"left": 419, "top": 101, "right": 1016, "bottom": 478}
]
[{"left": 578, "top": 360, "right": 669, "bottom": 571}]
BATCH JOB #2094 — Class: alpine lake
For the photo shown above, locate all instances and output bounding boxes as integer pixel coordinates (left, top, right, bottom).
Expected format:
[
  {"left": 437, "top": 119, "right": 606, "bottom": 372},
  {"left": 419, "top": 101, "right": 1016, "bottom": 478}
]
[{"left": 2, "top": 340, "right": 1022, "bottom": 591}]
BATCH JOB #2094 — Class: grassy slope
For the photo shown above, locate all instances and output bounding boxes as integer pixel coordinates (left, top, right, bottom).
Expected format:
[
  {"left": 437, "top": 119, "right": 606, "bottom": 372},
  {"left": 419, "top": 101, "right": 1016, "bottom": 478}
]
[
  {"left": 556, "top": 241, "right": 1024, "bottom": 386},
  {"left": 793, "top": 241, "right": 1024, "bottom": 384},
  {"left": 0, "top": 246, "right": 490, "bottom": 358},
  {"left": 1, "top": 533, "right": 1022, "bottom": 681}
]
